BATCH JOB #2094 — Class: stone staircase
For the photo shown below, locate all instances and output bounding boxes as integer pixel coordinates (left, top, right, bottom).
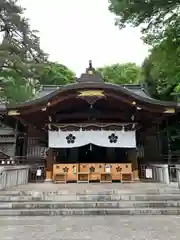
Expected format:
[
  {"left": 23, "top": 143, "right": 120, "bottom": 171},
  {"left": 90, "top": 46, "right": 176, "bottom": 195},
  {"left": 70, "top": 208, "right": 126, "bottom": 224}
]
[{"left": 0, "top": 183, "right": 180, "bottom": 216}]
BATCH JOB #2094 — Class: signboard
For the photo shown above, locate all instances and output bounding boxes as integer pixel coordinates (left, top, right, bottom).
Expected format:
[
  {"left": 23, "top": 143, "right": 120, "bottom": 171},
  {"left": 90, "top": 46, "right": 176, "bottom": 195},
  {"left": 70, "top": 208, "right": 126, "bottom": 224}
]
[
  {"left": 36, "top": 169, "right": 42, "bottom": 176},
  {"left": 145, "top": 168, "right": 153, "bottom": 179},
  {"left": 105, "top": 165, "right": 111, "bottom": 173}
]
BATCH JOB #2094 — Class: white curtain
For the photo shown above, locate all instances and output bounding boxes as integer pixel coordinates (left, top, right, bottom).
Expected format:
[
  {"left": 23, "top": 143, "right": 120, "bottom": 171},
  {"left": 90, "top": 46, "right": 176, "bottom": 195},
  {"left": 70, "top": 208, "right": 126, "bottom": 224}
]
[{"left": 48, "top": 130, "right": 136, "bottom": 148}]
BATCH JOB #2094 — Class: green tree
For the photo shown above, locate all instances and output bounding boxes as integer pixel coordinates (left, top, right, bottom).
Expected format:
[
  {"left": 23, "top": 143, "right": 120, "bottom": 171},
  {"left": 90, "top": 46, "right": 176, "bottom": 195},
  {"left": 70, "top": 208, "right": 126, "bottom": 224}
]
[
  {"left": 108, "top": 0, "right": 180, "bottom": 99},
  {"left": 0, "top": 72, "right": 34, "bottom": 103},
  {"left": 142, "top": 22, "right": 180, "bottom": 100},
  {"left": 98, "top": 63, "right": 142, "bottom": 84},
  {"left": 0, "top": 0, "right": 48, "bottom": 102},
  {"left": 0, "top": 1, "right": 77, "bottom": 103},
  {"left": 0, "top": 61, "right": 76, "bottom": 103},
  {"left": 108, "top": 0, "right": 180, "bottom": 43},
  {"left": 36, "top": 62, "right": 76, "bottom": 85},
  {"left": 0, "top": 0, "right": 47, "bottom": 66}
]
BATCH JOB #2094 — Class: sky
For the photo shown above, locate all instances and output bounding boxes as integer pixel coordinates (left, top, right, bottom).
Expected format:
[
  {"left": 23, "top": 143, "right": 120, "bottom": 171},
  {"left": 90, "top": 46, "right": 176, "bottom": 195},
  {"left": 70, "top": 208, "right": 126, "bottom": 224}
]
[{"left": 19, "top": 0, "right": 149, "bottom": 76}]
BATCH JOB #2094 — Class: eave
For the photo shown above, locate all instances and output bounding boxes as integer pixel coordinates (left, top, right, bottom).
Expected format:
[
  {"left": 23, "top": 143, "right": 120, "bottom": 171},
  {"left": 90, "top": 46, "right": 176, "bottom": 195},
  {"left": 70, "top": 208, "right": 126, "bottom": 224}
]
[{"left": 4, "top": 82, "right": 180, "bottom": 113}]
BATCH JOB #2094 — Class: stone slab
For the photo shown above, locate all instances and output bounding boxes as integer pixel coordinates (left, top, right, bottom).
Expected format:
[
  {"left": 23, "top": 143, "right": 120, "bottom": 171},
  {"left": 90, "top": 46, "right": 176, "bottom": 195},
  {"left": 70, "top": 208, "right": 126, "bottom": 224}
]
[
  {"left": 1, "top": 215, "right": 180, "bottom": 240},
  {"left": 6, "top": 182, "right": 180, "bottom": 193},
  {"left": 1, "top": 194, "right": 180, "bottom": 202},
  {"left": 0, "top": 200, "right": 180, "bottom": 209},
  {"left": 1, "top": 208, "right": 180, "bottom": 216}
]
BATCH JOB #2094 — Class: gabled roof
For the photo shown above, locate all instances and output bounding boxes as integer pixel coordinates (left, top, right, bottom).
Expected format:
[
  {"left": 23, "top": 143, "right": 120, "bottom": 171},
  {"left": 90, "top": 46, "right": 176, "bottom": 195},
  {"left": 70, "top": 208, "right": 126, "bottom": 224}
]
[
  {"left": 0, "top": 60, "right": 180, "bottom": 112},
  {"left": 33, "top": 83, "right": 152, "bottom": 101}
]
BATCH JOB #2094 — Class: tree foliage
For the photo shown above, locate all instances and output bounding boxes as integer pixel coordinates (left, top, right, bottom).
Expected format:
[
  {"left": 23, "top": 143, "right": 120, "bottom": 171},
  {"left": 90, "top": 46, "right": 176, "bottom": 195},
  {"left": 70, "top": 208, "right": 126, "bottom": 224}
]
[
  {"left": 0, "top": 0, "right": 47, "bottom": 67},
  {"left": 109, "top": 0, "right": 180, "bottom": 100},
  {"left": 0, "top": 70, "right": 34, "bottom": 103},
  {"left": 0, "top": 0, "right": 75, "bottom": 103},
  {"left": 108, "top": 0, "right": 180, "bottom": 43},
  {"left": 0, "top": 0, "right": 47, "bottom": 102},
  {"left": 142, "top": 55, "right": 180, "bottom": 101},
  {"left": 37, "top": 62, "right": 76, "bottom": 86},
  {"left": 98, "top": 63, "right": 142, "bottom": 85},
  {"left": 141, "top": 17, "right": 180, "bottom": 100}
]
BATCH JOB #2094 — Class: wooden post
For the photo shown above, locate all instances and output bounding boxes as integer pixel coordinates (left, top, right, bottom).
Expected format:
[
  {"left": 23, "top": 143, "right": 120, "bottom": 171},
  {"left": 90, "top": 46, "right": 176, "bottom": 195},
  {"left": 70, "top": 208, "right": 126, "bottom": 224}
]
[
  {"left": 13, "top": 119, "right": 18, "bottom": 163},
  {"left": 128, "top": 149, "right": 139, "bottom": 181},
  {"left": 166, "top": 119, "right": 171, "bottom": 165},
  {"left": 156, "top": 123, "right": 162, "bottom": 158},
  {"left": 45, "top": 148, "right": 54, "bottom": 181},
  {"left": 46, "top": 148, "right": 54, "bottom": 170},
  {"left": 22, "top": 126, "right": 28, "bottom": 158}
]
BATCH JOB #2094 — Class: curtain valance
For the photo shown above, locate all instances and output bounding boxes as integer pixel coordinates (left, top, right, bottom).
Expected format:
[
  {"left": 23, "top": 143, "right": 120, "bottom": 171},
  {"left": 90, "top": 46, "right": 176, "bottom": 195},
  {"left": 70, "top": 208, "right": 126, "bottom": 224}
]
[{"left": 48, "top": 130, "right": 136, "bottom": 148}]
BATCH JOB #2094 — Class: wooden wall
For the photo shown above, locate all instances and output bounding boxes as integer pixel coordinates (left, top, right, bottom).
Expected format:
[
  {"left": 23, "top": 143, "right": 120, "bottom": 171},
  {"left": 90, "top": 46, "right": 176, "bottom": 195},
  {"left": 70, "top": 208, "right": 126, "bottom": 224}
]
[{"left": 141, "top": 126, "right": 163, "bottom": 163}]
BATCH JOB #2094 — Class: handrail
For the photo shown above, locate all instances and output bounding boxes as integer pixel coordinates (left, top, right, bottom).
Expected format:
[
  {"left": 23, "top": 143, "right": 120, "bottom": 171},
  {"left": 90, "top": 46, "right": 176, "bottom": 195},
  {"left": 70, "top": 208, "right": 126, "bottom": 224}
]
[
  {"left": 0, "top": 167, "right": 4, "bottom": 181},
  {"left": 0, "top": 167, "right": 4, "bottom": 174}
]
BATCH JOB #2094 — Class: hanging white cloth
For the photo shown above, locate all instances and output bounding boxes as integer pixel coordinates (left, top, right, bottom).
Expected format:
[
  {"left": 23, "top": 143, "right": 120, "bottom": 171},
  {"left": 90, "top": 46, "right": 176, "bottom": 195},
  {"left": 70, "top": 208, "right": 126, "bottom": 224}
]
[{"left": 48, "top": 130, "right": 136, "bottom": 148}]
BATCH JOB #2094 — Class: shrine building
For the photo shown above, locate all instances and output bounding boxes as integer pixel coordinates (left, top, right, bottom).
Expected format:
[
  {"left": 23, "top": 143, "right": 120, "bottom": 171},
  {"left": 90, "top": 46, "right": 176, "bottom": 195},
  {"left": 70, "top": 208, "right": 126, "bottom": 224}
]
[{"left": 0, "top": 61, "right": 179, "bottom": 183}]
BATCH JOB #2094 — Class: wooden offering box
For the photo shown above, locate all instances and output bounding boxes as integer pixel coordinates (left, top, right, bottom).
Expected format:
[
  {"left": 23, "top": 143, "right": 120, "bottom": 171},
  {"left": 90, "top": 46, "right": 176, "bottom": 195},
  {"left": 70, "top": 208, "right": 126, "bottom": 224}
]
[
  {"left": 77, "top": 163, "right": 89, "bottom": 183},
  {"left": 100, "top": 164, "right": 112, "bottom": 183},
  {"left": 120, "top": 163, "right": 133, "bottom": 182},
  {"left": 111, "top": 164, "right": 122, "bottom": 181},
  {"left": 88, "top": 163, "right": 103, "bottom": 182},
  {"left": 53, "top": 164, "right": 77, "bottom": 183},
  {"left": 53, "top": 164, "right": 66, "bottom": 183}
]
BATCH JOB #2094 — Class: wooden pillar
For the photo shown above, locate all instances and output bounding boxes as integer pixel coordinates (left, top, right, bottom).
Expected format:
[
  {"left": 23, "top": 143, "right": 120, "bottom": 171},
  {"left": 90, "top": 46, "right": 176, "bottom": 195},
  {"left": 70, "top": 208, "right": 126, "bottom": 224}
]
[
  {"left": 22, "top": 126, "right": 28, "bottom": 157},
  {"left": 45, "top": 148, "right": 54, "bottom": 181},
  {"left": 128, "top": 149, "right": 139, "bottom": 181},
  {"left": 166, "top": 119, "right": 171, "bottom": 164},
  {"left": 13, "top": 119, "right": 18, "bottom": 162},
  {"left": 46, "top": 148, "right": 55, "bottom": 170}
]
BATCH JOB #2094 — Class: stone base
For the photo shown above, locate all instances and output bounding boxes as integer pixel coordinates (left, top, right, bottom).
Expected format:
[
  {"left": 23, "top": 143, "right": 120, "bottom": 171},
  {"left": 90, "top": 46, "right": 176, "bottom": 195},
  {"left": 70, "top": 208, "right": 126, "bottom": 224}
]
[{"left": 45, "top": 178, "right": 52, "bottom": 182}]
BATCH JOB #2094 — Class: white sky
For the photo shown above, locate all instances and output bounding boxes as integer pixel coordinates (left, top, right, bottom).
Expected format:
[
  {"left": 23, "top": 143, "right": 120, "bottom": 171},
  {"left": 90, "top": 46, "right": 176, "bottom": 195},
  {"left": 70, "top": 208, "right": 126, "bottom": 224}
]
[{"left": 19, "top": 0, "right": 149, "bottom": 76}]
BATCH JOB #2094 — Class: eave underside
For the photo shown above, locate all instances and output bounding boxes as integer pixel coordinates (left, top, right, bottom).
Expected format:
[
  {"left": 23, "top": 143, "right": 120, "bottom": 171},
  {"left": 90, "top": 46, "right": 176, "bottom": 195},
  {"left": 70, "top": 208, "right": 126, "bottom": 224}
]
[{"left": 8, "top": 94, "right": 173, "bottom": 131}]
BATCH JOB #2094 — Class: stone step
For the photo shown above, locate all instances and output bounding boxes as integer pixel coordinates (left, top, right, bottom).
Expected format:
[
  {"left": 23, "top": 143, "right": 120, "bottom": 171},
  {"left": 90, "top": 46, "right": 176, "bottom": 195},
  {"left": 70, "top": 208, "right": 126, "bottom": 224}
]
[
  {"left": 1, "top": 188, "right": 180, "bottom": 196},
  {"left": 1, "top": 194, "right": 180, "bottom": 202},
  {"left": 0, "top": 208, "right": 180, "bottom": 216},
  {"left": 0, "top": 201, "right": 180, "bottom": 209}
]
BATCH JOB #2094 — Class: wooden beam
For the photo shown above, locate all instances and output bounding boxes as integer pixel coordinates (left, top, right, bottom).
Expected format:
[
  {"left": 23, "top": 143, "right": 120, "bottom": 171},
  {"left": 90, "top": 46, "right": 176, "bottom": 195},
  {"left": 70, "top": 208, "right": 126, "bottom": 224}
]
[
  {"left": 18, "top": 93, "right": 78, "bottom": 115},
  {"left": 13, "top": 116, "right": 46, "bottom": 132},
  {"left": 107, "top": 93, "right": 166, "bottom": 113},
  {"left": 20, "top": 110, "right": 162, "bottom": 128}
]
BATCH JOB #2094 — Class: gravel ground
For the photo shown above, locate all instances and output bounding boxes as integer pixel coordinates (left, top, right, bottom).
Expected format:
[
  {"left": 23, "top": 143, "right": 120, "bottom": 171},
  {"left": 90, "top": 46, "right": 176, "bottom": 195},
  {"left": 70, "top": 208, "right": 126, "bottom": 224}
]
[{"left": 0, "top": 215, "right": 180, "bottom": 240}]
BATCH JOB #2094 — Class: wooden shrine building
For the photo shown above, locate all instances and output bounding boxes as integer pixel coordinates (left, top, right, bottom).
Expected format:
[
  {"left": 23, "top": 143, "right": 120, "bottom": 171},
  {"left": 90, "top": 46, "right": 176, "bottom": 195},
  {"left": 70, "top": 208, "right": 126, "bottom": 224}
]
[{"left": 0, "top": 61, "right": 180, "bottom": 183}]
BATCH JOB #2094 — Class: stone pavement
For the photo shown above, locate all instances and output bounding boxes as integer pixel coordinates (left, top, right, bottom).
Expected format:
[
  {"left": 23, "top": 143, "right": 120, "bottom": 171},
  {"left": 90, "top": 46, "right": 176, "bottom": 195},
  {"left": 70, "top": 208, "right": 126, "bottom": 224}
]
[{"left": 0, "top": 215, "right": 180, "bottom": 239}]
